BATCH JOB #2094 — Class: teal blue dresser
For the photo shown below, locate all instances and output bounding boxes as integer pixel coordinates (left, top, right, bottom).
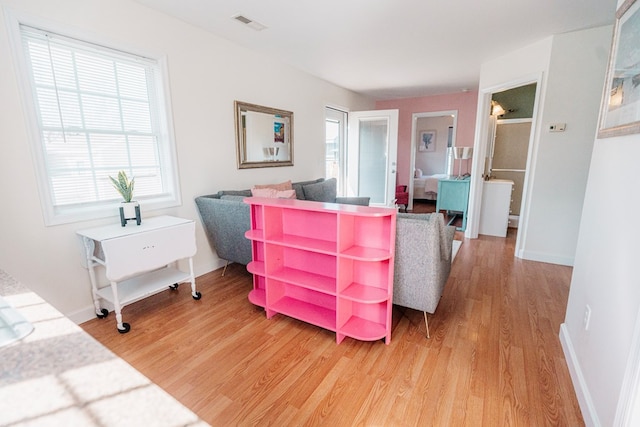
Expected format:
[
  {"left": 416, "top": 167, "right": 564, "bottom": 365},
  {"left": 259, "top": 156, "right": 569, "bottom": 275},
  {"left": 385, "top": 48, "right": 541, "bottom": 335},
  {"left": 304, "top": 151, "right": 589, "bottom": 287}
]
[{"left": 435, "top": 177, "right": 470, "bottom": 231}]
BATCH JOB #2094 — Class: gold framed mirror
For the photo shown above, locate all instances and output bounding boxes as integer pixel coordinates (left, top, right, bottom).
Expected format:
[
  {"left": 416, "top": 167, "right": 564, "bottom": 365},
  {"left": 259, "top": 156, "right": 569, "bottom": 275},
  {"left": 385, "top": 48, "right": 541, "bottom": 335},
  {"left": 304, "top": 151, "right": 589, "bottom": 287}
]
[{"left": 235, "top": 101, "right": 294, "bottom": 169}]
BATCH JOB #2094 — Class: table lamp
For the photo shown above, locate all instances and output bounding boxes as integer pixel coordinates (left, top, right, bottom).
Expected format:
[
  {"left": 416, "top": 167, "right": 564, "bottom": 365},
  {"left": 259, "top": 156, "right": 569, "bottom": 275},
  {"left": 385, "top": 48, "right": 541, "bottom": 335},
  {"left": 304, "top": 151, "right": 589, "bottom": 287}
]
[{"left": 453, "top": 147, "right": 473, "bottom": 179}]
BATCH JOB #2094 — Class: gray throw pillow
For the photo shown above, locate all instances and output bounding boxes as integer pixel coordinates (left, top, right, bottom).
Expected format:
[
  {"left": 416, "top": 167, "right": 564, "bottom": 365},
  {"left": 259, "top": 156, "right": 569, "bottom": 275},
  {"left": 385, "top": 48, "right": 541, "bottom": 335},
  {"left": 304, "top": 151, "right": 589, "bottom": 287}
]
[
  {"left": 292, "top": 178, "right": 324, "bottom": 199},
  {"left": 302, "top": 178, "right": 337, "bottom": 202}
]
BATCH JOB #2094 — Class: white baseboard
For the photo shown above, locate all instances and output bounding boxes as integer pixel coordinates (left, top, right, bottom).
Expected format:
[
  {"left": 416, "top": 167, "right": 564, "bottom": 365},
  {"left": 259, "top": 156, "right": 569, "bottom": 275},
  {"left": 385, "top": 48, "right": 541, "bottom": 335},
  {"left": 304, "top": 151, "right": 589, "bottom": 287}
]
[
  {"left": 559, "top": 323, "right": 600, "bottom": 427},
  {"left": 194, "top": 258, "right": 225, "bottom": 278},
  {"left": 68, "top": 300, "right": 115, "bottom": 325},
  {"left": 69, "top": 260, "right": 227, "bottom": 325},
  {"left": 516, "top": 249, "right": 574, "bottom": 266}
]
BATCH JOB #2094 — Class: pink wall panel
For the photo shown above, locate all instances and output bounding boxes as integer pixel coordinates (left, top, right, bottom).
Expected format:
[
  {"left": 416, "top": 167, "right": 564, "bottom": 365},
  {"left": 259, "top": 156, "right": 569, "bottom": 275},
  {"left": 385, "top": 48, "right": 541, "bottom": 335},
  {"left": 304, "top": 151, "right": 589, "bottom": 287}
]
[{"left": 376, "top": 91, "right": 479, "bottom": 187}]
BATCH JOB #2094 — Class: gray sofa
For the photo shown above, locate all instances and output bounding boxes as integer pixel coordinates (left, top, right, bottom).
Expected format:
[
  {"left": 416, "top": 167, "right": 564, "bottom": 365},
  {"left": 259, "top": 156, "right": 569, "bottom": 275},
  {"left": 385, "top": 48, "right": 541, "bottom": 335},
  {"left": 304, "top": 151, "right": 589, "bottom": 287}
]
[
  {"left": 393, "top": 213, "right": 456, "bottom": 338},
  {"left": 195, "top": 178, "right": 369, "bottom": 268}
]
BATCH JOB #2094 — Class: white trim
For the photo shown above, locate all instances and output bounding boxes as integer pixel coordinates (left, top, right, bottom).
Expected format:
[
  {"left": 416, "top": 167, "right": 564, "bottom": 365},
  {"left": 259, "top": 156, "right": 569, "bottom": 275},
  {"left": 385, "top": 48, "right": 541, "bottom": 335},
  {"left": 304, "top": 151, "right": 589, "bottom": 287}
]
[
  {"left": 67, "top": 303, "right": 113, "bottom": 325},
  {"left": 517, "top": 249, "right": 574, "bottom": 266},
  {"left": 408, "top": 110, "right": 458, "bottom": 212},
  {"left": 325, "top": 106, "right": 348, "bottom": 195},
  {"left": 466, "top": 91, "right": 491, "bottom": 239},
  {"left": 3, "top": 8, "right": 181, "bottom": 226},
  {"left": 560, "top": 323, "right": 601, "bottom": 427},
  {"left": 465, "top": 73, "right": 543, "bottom": 249},
  {"left": 613, "top": 308, "right": 640, "bottom": 426},
  {"left": 496, "top": 118, "right": 534, "bottom": 125},
  {"left": 348, "top": 109, "right": 399, "bottom": 207},
  {"left": 512, "top": 77, "right": 543, "bottom": 259}
]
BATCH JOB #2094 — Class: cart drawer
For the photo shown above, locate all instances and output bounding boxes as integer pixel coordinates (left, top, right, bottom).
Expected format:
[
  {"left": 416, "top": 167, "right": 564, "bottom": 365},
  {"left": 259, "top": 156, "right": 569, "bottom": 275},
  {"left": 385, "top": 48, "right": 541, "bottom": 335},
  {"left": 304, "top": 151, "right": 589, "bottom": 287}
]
[{"left": 101, "top": 222, "right": 196, "bottom": 281}]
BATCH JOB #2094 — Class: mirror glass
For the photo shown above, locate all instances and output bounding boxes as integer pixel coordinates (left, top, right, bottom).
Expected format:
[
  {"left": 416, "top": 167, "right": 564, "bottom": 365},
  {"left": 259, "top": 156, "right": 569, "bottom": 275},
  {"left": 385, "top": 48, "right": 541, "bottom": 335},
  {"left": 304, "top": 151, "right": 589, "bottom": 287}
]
[{"left": 235, "top": 101, "right": 293, "bottom": 168}]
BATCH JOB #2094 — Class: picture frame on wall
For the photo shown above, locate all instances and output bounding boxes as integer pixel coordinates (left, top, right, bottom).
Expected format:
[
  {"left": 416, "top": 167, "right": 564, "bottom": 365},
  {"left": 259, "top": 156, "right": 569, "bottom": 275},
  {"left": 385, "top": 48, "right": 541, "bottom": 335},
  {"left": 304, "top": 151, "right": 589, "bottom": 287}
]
[
  {"left": 598, "top": 0, "right": 640, "bottom": 138},
  {"left": 418, "top": 130, "right": 436, "bottom": 152},
  {"left": 274, "top": 121, "right": 285, "bottom": 143}
]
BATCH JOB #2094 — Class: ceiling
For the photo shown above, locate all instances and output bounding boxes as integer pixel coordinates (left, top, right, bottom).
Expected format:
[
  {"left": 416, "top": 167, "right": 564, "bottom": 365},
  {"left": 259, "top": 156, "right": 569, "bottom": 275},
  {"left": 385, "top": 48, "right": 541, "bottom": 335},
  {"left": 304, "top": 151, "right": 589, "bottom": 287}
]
[{"left": 134, "top": 0, "right": 616, "bottom": 100}]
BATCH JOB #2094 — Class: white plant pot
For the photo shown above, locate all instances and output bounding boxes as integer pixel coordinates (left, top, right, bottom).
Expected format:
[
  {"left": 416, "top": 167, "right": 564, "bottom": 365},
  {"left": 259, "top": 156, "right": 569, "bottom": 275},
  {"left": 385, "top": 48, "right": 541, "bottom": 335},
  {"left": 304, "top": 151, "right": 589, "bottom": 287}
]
[{"left": 119, "top": 201, "right": 141, "bottom": 226}]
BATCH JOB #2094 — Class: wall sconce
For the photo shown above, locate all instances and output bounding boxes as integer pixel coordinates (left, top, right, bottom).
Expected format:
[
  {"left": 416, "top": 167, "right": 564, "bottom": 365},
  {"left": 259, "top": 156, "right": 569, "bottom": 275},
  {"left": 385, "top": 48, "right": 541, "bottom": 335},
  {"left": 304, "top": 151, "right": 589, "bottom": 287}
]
[{"left": 491, "top": 100, "right": 506, "bottom": 116}]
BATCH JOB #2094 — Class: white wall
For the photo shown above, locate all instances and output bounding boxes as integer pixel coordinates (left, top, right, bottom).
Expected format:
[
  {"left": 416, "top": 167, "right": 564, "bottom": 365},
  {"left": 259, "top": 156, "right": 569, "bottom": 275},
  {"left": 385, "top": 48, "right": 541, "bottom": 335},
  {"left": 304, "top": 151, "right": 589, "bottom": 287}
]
[
  {"left": 0, "top": 0, "right": 374, "bottom": 321},
  {"left": 468, "top": 26, "right": 611, "bottom": 267},
  {"left": 522, "top": 26, "right": 612, "bottom": 265},
  {"left": 467, "top": 38, "right": 552, "bottom": 241},
  {"left": 561, "top": 3, "right": 640, "bottom": 426}
]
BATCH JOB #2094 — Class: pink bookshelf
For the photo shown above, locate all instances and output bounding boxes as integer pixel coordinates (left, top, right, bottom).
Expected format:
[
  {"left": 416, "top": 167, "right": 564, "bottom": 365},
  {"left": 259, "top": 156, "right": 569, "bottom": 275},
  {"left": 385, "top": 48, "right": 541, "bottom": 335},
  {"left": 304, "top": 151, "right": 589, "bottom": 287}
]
[{"left": 244, "top": 197, "right": 396, "bottom": 344}]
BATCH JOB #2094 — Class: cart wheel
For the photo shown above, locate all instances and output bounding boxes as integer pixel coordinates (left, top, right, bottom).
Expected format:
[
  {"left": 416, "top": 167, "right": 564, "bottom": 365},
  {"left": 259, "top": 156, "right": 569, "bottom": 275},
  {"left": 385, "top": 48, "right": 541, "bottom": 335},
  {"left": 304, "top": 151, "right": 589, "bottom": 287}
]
[
  {"left": 117, "top": 323, "right": 131, "bottom": 334},
  {"left": 169, "top": 283, "right": 179, "bottom": 290},
  {"left": 192, "top": 291, "right": 202, "bottom": 300},
  {"left": 96, "top": 308, "right": 109, "bottom": 319}
]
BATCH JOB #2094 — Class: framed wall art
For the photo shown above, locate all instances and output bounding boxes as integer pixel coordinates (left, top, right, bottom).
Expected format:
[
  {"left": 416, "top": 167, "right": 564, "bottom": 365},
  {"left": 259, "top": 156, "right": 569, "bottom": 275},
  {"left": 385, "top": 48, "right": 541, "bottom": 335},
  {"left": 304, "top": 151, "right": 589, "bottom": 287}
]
[
  {"left": 598, "top": 0, "right": 640, "bottom": 138},
  {"left": 418, "top": 130, "right": 436, "bottom": 152}
]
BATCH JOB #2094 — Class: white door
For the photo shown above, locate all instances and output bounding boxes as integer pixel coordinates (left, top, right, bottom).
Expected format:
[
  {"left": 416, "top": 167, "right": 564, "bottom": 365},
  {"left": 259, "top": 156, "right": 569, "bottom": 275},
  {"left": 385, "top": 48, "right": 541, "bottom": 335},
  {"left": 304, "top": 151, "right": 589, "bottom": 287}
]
[{"left": 347, "top": 109, "right": 399, "bottom": 207}]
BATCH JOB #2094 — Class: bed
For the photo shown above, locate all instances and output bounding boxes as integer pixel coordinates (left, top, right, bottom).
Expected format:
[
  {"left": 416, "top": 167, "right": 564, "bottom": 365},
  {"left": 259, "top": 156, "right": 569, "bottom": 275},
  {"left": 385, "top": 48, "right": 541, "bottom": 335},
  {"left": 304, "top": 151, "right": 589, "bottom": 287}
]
[{"left": 413, "top": 173, "right": 448, "bottom": 201}]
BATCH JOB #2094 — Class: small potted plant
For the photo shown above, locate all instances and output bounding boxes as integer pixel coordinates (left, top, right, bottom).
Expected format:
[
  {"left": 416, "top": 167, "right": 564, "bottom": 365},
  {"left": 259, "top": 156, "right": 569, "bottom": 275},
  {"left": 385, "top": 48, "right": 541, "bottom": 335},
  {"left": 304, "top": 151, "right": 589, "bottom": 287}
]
[{"left": 109, "top": 170, "right": 141, "bottom": 226}]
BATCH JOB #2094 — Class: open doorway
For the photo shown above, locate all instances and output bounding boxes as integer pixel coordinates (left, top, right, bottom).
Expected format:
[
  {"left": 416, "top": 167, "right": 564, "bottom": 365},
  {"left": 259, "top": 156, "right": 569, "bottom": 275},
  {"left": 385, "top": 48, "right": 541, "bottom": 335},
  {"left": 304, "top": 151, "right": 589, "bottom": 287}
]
[
  {"left": 485, "top": 83, "right": 537, "bottom": 231},
  {"left": 407, "top": 110, "right": 457, "bottom": 211},
  {"left": 325, "top": 106, "right": 399, "bottom": 206},
  {"left": 468, "top": 78, "right": 541, "bottom": 258}
]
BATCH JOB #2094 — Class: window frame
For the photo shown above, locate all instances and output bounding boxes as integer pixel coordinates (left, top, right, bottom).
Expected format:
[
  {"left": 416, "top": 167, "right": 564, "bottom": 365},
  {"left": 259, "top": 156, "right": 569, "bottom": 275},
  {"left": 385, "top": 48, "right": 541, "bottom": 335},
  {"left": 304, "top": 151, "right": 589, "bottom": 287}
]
[
  {"left": 325, "top": 106, "right": 348, "bottom": 196},
  {"left": 5, "top": 9, "right": 181, "bottom": 226}
]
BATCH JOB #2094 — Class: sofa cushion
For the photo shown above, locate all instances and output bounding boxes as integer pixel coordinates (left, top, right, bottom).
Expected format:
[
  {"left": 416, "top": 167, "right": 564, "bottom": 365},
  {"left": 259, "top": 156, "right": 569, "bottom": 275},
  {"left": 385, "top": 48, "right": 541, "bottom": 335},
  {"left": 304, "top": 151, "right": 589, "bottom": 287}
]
[
  {"left": 252, "top": 180, "right": 293, "bottom": 191},
  {"left": 250, "top": 188, "right": 297, "bottom": 199},
  {"left": 302, "top": 178, "right": 337, "bottom": 202},
  {"left": 219, "top": 195, "right": 247, "bottom": 202},
  {"left": 336, "top": 196, "right": 370, "bottom": 206},
  {"left": 292, "top": 178, "right": 325, "bottom": 199},
  {"left": 217, "top": 189, "right": 252, "bottom": 198}
]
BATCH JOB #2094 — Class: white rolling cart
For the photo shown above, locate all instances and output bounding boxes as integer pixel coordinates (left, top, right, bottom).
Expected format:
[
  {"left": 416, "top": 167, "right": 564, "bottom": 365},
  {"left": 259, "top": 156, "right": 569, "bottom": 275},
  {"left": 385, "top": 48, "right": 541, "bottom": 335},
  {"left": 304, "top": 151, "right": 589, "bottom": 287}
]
[{"left": 77, "top": 215, "right": 201, "bottom": 333}]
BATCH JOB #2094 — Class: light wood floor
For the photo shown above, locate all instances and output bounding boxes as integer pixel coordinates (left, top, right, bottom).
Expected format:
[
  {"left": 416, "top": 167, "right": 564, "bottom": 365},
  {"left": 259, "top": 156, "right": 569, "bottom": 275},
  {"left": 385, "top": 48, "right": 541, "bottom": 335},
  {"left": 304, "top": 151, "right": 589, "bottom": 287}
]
[{"left": 81, "top": 228, "right": 583, "bottom": 426}]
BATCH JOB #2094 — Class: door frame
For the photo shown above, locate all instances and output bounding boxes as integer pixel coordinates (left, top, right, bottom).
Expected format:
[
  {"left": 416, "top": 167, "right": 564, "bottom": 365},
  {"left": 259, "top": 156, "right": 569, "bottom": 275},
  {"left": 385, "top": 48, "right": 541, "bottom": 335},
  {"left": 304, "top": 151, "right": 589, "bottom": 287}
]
[
  {"left": 466, "top": 73, "right": 542, "bottom": 261},
  {"left": 347, "top": 109, "right": 399, "bottom": 207},
  {"left": 325, "top": 106, "right": 348, "bottom": 195},
  {"left": 408, "top": 110, "right": 458, "bottom": 212}
]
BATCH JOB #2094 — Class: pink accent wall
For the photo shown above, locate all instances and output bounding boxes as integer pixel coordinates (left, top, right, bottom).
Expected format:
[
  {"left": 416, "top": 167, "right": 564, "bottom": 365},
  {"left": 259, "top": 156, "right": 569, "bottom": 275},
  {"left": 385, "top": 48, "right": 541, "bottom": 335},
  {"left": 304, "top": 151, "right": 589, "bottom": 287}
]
[{"left": 376, "top": 91, "right": 479, "bottom": 187}]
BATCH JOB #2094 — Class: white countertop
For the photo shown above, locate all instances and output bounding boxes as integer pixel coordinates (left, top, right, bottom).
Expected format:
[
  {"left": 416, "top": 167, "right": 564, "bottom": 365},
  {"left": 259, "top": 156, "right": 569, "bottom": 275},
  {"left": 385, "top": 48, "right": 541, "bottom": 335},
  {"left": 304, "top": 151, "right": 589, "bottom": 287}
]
[
  {"left": 484, "top": 178, "right": 515, "bottom": 185},
  {"left": 0, "top": 269, "right": 208, "bottom": 427}
]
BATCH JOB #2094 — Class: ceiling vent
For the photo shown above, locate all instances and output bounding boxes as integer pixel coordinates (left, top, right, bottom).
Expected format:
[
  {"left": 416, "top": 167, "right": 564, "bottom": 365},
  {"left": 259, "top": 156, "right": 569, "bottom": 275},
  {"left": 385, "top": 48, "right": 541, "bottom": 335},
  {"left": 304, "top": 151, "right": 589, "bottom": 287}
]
[{"left": 232, "top": 14, "right": 267, "bottom": 31}]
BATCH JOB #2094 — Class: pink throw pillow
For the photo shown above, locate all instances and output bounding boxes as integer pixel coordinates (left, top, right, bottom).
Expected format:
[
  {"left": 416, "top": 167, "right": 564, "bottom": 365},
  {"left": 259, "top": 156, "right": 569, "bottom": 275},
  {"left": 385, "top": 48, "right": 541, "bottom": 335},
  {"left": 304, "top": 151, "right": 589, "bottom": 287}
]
[
  {"left": 252, "top": 180, "right": 293, "bottom": 191},
  {"left": 251, "top": 188, "right": 297, "bottom": 199}
]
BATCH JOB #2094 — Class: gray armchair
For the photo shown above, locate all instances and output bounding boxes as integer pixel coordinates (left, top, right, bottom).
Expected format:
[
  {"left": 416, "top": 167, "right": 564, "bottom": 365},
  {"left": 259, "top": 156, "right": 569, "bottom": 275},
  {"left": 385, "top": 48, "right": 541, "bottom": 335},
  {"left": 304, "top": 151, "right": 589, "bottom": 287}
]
[{"left": 393, "top": 213, "right": 455, "bottom": 338}]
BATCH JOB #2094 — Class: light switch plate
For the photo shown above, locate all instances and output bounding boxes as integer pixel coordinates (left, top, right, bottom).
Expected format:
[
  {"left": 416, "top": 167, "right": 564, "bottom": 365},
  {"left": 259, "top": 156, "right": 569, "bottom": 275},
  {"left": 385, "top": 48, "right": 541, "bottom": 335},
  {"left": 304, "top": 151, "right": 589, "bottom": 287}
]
[{"left": 549, "top": 123, "right": 566, "bottom": 132}]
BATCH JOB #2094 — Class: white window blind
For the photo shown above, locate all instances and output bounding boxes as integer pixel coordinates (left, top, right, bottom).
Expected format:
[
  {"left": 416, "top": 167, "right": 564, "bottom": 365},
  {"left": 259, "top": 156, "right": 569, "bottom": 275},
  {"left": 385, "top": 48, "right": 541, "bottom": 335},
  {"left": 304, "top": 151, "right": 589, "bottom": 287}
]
[{"left": 18, "top": 24, "right": 179, "bottom": 224}]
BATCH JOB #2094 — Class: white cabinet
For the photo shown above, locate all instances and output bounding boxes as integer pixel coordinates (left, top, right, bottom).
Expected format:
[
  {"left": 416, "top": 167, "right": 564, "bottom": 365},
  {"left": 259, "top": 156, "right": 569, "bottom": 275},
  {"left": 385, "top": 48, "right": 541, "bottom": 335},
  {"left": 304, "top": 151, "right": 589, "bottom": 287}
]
[
  {"left": 479, "top": 180, "right": 514, "bottom": 237},
  {"left": 77, "top": 215, "right": 200, "bottom": 333}
]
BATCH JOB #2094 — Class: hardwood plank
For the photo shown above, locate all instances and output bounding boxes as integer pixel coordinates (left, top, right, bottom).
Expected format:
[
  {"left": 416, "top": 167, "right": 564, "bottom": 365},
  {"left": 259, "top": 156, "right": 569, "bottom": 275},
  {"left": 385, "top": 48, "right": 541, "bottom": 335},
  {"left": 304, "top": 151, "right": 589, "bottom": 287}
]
[{"left": 81, "top": 230, "right": 584, "bottom": 426}]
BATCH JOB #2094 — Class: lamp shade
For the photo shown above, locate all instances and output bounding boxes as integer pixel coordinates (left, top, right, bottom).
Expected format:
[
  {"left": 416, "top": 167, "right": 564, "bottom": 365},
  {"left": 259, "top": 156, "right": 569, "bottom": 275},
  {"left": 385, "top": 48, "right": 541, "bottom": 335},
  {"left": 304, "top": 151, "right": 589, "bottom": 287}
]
[
  {"left": 453, "top": 146, "right": 473, "bottom": 160},
  {"left": 491, "top": 101, "right": 506, "bottom": 116}
]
